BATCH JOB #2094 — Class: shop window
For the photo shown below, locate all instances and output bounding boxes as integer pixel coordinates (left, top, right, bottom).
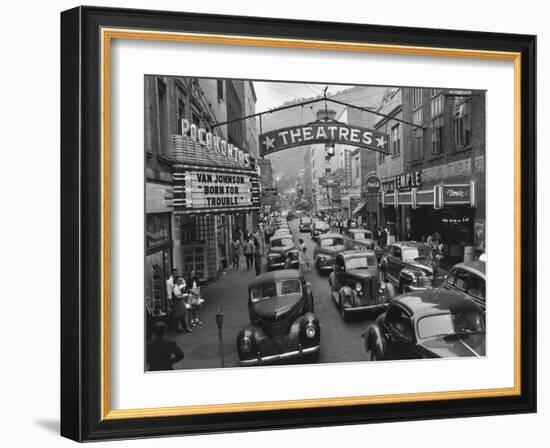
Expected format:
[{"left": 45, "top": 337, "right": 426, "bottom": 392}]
[
  {"left": 453, "top": 99, "right": 471, "bottom": 149},
  {"left": 146, "top": 213, "right": 171, "bottom": 249}
]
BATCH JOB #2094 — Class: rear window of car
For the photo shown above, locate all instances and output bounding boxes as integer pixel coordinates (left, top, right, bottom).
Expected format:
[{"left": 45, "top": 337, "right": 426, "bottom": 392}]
[
  {"left": 250, "top": 279, "right": 302, "bottom": 302},
  {"left": 320, "top": 237, "right": 344, "bottom": 247},
  {"left": 271, "top": 238, "right": 293, "bottom": 247}
]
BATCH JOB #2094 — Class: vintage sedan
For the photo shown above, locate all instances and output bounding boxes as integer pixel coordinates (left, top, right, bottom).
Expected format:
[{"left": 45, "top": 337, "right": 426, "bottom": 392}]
[
  {"left": 328, "top": 250, "right": 389, "bottom": 321},
  {"left": 266, "top": 235, "right": 299, "bottom": 271},
  {"left": 344, "top": 228, "right": 375, "bottom": 250},
  {"left": 236, "top": 270, "right": 320, "bottom": 366},
  {"left": 380, "top": 242, "right": 438, "bottom": 292},
  {"left": 310, "top": 220, "right": 330, "bottom": 241},
  {"left": 298, "top": 216, "right": 312, "bottom": 232},
  {"left": 442, "top": 261, "right": 486, "bottom": 312},
  {"left": 313, "top": 233, "right": 346, "bottom": 274},
  {"left": 362, "top": 289, "right": 486, "bottom": 360}
]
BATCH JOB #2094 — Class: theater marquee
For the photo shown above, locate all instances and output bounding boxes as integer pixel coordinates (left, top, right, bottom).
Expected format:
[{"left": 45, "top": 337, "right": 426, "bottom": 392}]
[
  {"left": 172, "top": 166, "right": 261, "bottom": 215},
  {"left": 259, "top": 121, "right": 390, "bottom": 156}
]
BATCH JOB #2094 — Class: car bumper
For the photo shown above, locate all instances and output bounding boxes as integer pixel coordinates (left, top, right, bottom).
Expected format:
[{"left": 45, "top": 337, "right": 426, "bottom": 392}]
[
  {"left": 343, "top": 303, "right": 388, "bottom": 314},
  {"left": 240, "top": 345, "right": 320, "bottom": 366}
]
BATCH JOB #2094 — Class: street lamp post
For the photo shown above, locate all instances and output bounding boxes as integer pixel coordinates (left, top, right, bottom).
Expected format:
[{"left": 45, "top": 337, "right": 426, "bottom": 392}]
[{"left": 215, "top": 309, "right": 225, "bottom": 367}]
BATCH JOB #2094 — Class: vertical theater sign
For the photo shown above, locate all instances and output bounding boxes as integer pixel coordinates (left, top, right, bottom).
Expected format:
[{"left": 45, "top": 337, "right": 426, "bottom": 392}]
[{"left": 171, "top": 119, "right": 261, "bottom": 215}]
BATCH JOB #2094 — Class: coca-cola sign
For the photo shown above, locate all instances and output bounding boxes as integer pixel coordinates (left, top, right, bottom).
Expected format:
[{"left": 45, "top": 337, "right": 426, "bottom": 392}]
[{"left": 364, "top": 174, "right": 381, "bottom": 193}]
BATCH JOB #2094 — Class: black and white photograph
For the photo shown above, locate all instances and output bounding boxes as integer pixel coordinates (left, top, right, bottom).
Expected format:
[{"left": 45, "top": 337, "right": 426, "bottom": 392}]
[{"left": 145, "top": 76, "right": 486, "bottom": 370}]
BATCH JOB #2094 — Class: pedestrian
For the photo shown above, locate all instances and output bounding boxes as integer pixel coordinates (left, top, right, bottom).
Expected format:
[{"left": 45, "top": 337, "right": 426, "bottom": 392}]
[
  {"left": 165, "top": 268, "right": 178, "bottom": 326},
  {"left": 253, "top": 236, "right": 262, "bottom": 276},
  {"left": 380, "top": 227, "right": 387, "bottom": 250},
  {"left": 146, "top": 321, "right": 184, "bottom": 371},
  {"left": 172, "top": 277, "right": 192, "bottom": 332},
  {"left": 298, "top": 238, "right": 310, "bottom": 272},
  {"left": 186, "top": 270, "right": 204, "bottom": 326},
  {"left": 244, "top": 238, "right": 254, "bottom": 270},
  {"left": 230, "top": 236, "right": 241, "bottom": 269}
]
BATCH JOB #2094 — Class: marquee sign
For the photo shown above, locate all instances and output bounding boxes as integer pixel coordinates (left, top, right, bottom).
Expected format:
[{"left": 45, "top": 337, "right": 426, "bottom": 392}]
[
  {"left": 172, "top": 166, "right": 260, "bottom": 215},
  {"left": 259, "top": 121, "right": 390, "bottom": 156}
]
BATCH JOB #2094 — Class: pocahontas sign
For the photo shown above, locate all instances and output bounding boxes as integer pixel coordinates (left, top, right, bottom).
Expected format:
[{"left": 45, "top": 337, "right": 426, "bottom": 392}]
[{"left": 259, "top": 120, "right": 390, "bottom": 156}]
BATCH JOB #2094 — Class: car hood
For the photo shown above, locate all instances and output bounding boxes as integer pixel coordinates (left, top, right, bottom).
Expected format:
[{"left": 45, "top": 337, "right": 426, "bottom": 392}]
[
  {"left": 419, "top": 333, "right": 485, "bottom": 358},
  {"left": 251, "top": 293, "right": 304, "bottom": 323},
  {"left": 317, "top": 245, "right": 345, "bottom": 255}
]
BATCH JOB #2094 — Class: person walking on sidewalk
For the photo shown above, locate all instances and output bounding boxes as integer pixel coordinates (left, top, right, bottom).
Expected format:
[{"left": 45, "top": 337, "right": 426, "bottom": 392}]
[
  {"left": 173, "top": 277, "right": 192, "bottom": 333},
  {"left": 146, "top": 322, "right": 184, "bottom": 371},
  {"left": 230, "top": 236, "right": 241, "bottom": 269},
  {"left": 253, "top": 236, "right": 262, "bottom": 276},
  {"left": 186, "top": 270, "right": 204, "bottom": 327},
  {"left": 244, "top": 238, "right": 254, "bottom": 270}
]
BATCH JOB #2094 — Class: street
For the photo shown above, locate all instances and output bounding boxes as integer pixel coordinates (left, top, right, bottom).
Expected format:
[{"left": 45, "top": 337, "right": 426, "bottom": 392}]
[{"left": 168, "top": 218, "right": 372, "bottom": 370}]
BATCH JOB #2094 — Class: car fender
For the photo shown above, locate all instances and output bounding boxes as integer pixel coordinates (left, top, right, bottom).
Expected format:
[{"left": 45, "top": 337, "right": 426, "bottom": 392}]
[
  {"left": 363, "top": 324, "right": 387, "bottom": 359},
  {"left": 399, "top": 268, "right": 423, "bottom": 285}
]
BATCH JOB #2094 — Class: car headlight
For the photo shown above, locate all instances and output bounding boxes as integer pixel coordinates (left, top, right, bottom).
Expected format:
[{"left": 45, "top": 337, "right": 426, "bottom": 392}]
[
  {"left": 239, "top": 336, "right": 252, "bottom": 353},
  {"left": 305, "top": 323, "right": 316, "bottom": 339},
  {"left": 355, "top": 282, "right": 363, "bottom": 292}
]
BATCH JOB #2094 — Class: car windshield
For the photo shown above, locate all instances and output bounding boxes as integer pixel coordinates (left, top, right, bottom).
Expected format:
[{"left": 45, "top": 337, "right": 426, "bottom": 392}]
[
  {"left": 250, "top": 279, "right": 302, "bottom": 303},
  {"left": 402, "top": 245, "right": 433, "bottom": 262},
  {"left": 315, "top": 222, "right": 329, "bottom": 229},
  {"left": 417, "top": 311, "right": 485, "bottom": 339},
  {"left": 271, "top": 238, "right": 293, "bottom": 248},
  {"left": 320, "top": 237, "right": 344, "bottom": 247},
  {"left": 345, "top": 255, "right": 377, "bottom": 269}
]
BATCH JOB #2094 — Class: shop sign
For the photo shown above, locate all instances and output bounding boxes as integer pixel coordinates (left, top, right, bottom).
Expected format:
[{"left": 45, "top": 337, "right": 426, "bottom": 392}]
[
  {"left": 259, "top": 121, "right": 389, "bottom": 156},
  {"left": 443, "top": 184, "right": 471, "bottom": 203},
  {"left": 394, "top": 171, "right": 422, "bottom": 191},
  {"left": 364, "top": 174, "right": 381, "bottom": 193},
  {"left": 180, "top": 119, "right": 251, "bottom": 168},
  {"left": 172, "top": 167, "right": 260, "bottom": 214},
  {"left": 422, "top": 159, "right": 471, "bottom": 182}
]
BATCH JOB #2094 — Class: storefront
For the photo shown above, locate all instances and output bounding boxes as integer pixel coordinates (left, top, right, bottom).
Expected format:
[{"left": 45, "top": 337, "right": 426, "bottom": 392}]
[
  {"left": 382, "top": 181, "right": 477, "bottom": 263},
  {"left": 145, "top": 183, "right": 174, "bottom": 314}
]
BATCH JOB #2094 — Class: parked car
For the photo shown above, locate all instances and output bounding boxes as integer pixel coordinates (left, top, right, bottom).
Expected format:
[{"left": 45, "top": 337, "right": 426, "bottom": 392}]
[
  {"left": 299, "top": 216, "right": 312, "bottom": 233},
  {"left": 380, "top": 242, "right": 438, "bottom": 292},
  {"left": 442, "top": 261, "right": 486, "bottom": 312},
  {"left": 236, "top": 270, "right": 320, "bottom": 366},
  {"left": 311, "top": 220, "right": 330, "bottom": 241},
  {"left": 266, "top": 235, "right": 299, "bottom": 270},
  {"left": 328, "top": 250, "right": 390, "bottom": 321},
  {"left": 362, "top": 289, "right": 486, "bottom": 360},
  {"left": 313, "top": 233, "right": 346, "bottom": 274},
  {"left": 344, "top": 228, "right": 375, "bottom": 249},
  {"left": 273, "top": 228, "right": 291, "bottom": 238}
]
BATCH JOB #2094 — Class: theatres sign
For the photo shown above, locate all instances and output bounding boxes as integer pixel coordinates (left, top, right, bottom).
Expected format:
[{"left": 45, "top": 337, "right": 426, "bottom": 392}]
[{"left": 259, "top": 122, "right": 390, "bottom": 156}]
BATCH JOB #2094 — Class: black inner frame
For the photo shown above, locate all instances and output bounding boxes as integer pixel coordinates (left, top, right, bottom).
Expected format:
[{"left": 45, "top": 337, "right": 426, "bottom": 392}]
[{"left": 60, "top": 6, "right": 536, "bottom": 441}]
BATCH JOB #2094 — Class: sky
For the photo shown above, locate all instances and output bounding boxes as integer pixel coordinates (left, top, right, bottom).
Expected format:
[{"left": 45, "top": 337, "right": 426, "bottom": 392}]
[{"left": 253, "top": 81, "right": 356, "bottom": 113}]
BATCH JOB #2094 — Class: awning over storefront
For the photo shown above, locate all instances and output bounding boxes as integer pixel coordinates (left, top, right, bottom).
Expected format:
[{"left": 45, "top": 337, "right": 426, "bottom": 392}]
[
  {"left": 352, "top": 201, "right": 368, "bottom": 216},
  {"left": 382, "top": 181, "right": 476, "bottom": 209}
]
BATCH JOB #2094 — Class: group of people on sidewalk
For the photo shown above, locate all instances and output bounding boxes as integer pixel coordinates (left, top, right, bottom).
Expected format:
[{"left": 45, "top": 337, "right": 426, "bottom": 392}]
[
  {"left": 166, "top": 269, "right": 205, "bottom": 333},
  {"left": 230, "top": 226, "right": 264, "bottom": 276}
]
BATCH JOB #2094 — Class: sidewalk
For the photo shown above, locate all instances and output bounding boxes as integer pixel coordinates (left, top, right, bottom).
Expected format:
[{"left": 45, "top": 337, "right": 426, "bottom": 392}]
[{"left": 168, "top": 257, "right": 264, "bottom": 370}]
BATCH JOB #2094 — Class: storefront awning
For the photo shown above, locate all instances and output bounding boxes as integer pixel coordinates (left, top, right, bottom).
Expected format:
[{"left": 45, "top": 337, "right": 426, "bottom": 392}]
[{"left": 352, "top": 201, "right": 368, "bottom": 216}]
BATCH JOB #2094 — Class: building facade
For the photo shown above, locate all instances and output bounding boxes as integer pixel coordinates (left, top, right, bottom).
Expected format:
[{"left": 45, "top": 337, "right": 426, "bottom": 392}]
[
  {"left": 377, "top": 87, "right": 485, "bottom": 264},
  {"left": 145, "top": 76, "right": 260, "bottom": 313}
]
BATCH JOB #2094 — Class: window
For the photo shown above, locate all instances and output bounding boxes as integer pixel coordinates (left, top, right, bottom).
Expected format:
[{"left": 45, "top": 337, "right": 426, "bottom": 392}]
[
  {"left": 413, "top": 88, "right": 423, "bottom": 108},
  {"left": 393, "top": 247, "right": 402, "bottom": 260},
  {"left": 157, "top": 79, "right": 169, "bottom": 155},
  {"left": 217, "top": 80, "right": 224, "bottom": 101},
  {"left": 379, "top": 149, "right": 385, "bottom": 162},
  {"left": 453, "top": 99, "right": 471, "bottom": 149},
  {"left": 431, "top": 92, "right": 445, "bottom": 155},
  {"left": 391, "top": 124, "right": 401, "bottom": 155},
  {"left": 386, "top": 306, "right": 414, "bottom": 343}
]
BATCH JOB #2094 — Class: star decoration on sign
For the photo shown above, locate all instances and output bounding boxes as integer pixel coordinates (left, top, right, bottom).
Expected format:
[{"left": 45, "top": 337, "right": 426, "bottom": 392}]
[
  {"left": 262, "top": 135, "right": 275, "bottom": 150},
  {"left": 376, "top": 136, "right": 387, "bottom": 148}
]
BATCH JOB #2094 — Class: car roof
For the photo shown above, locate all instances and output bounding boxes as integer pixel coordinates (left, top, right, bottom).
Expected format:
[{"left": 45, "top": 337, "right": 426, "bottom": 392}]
[
  {"left": 341, "top": 249, "right": 376, "bottom": 257},
  {"left": 391, "top": 241, "right": 430, "bottom": 249},
  {"left": 349, "top": 228, "right": 371, "bottom": 233},
  {"left": 393, "top": 289, "right": 481, "bottom": 318},
  {"left": 319, "top": 232, "right": 342, "bottom": 239},
  {"left": 450, "top": 261, "right": 486, "bottom": 278},
  {"left": 248, "top": 269, "right": 304, "bottom": 289},
  {"left": 269, "top": 234, "right": 293, "bottom": 242}
]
